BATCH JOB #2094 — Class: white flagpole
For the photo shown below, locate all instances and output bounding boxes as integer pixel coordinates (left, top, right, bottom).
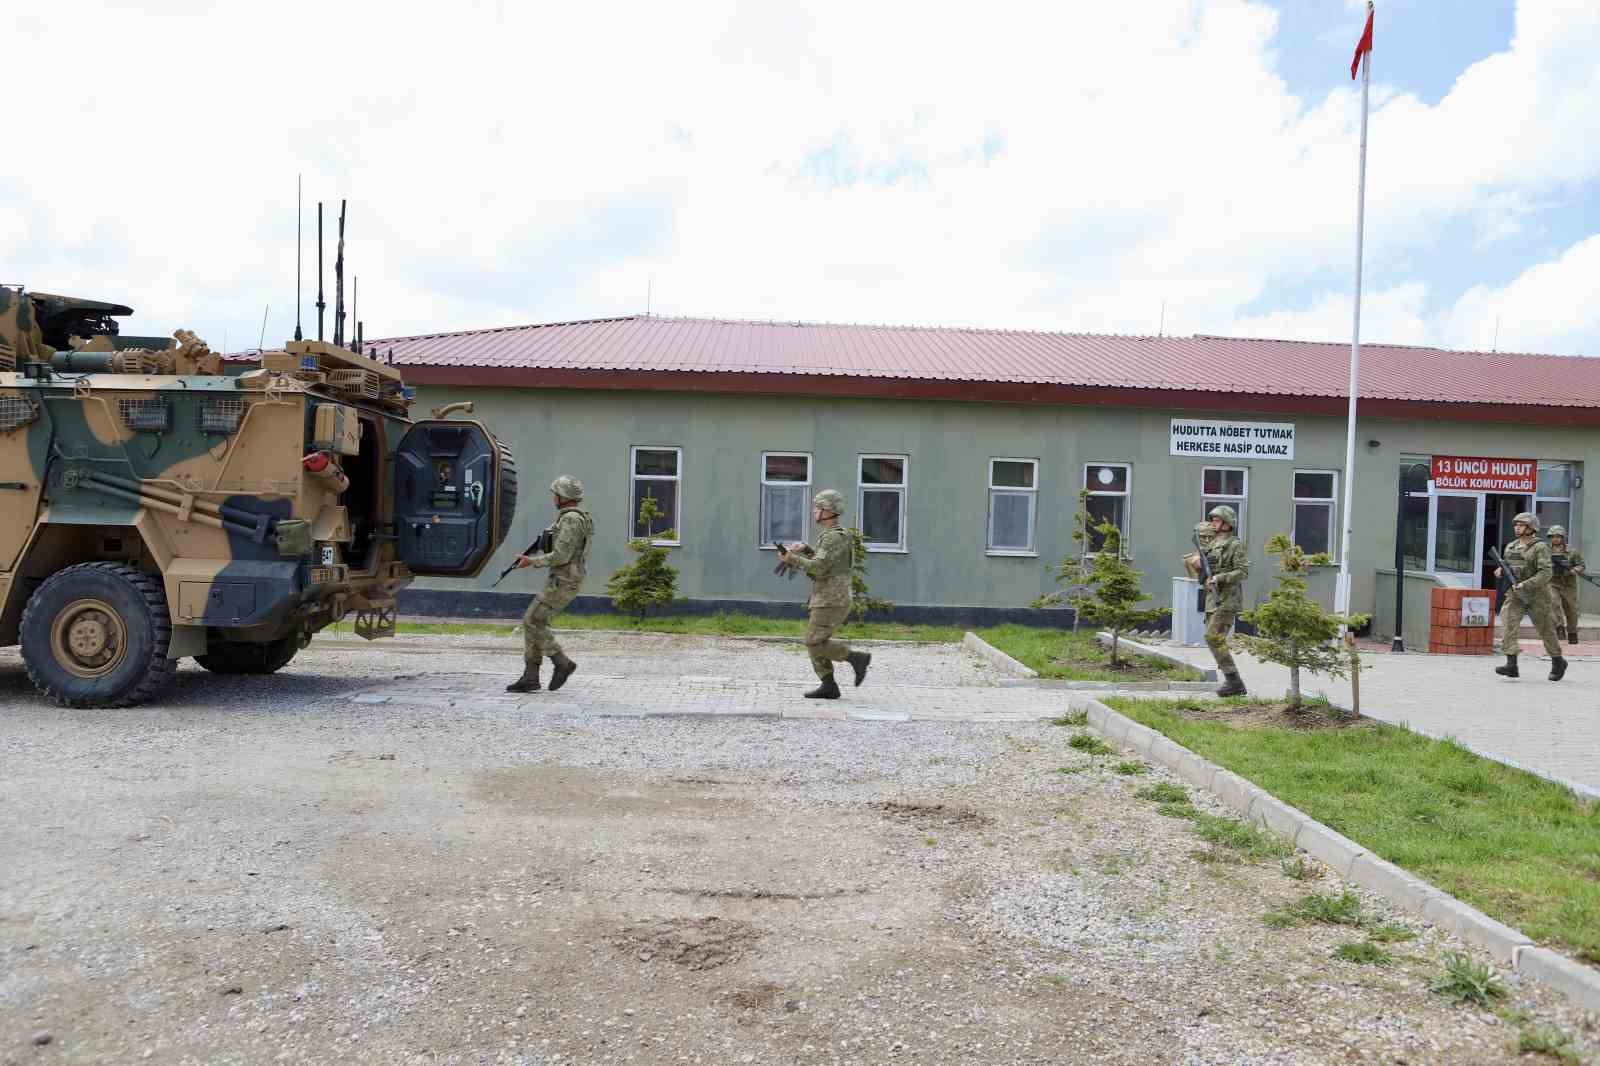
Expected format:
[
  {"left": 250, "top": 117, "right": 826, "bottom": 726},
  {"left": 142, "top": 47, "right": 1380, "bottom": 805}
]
[{"left": 1335, "top": 8, "right": 1372, "bottom": 622}]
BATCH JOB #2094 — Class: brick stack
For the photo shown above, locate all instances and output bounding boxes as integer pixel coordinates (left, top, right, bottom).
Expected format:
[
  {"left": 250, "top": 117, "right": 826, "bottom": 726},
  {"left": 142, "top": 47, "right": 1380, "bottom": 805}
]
[{"left": 1428, "top": 587, "right": 1498, "bottom": 654}]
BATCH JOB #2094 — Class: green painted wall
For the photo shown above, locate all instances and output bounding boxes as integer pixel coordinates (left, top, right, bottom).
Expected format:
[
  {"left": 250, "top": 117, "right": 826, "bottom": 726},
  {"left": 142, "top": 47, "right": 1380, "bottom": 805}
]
[{"left": 413, "top": 384, "right": 1597, "bottom": 622}]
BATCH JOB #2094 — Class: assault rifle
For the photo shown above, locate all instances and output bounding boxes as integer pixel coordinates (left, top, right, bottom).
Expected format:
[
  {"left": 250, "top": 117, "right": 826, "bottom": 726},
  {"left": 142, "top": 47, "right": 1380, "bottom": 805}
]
[
  {"left": 1190, "top": 532, "right": 1212, "bottom": 613},
  {"left": 1552, "top": 552, "right": 1600, "bottom": 589},
  {"left": 771, "top": 542, "right": 812, "bottom": 581},
  {"left": 1488, "top": 546, "right": 1523, "bottom": 607},
  {"left": 491, "top": 527, "right": 555, "bottom": 588}
]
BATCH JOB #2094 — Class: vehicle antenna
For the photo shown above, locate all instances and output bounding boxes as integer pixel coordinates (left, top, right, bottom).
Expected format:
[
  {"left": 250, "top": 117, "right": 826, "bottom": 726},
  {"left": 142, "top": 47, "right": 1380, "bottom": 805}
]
[
  {"left": 294, "top": 175, "right": 303, "bottom": 342},
  {"left": 258, "top": 303, "right": 270, "bottom": 350},
  {"left": 334, "top": 200, "right": 347, "bottom": 347},
  {"left": 351, "top": 276, "right": 359, "bottom": 353},
  {"left": 316, "top": 201, "right": 326, "bottom": 342},
  {"left": 1158, "top": 299, "right": 1166, "bottom": 337},
  {"left": 1492, "top": 316, "right": 1500, "bottom": 353}
]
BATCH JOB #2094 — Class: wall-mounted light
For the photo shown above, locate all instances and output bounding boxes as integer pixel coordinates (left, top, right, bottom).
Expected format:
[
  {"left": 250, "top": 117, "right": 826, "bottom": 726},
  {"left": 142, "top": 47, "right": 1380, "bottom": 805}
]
[{"left": 1366, "top": 439, "right": 1381, "bottom": 450}]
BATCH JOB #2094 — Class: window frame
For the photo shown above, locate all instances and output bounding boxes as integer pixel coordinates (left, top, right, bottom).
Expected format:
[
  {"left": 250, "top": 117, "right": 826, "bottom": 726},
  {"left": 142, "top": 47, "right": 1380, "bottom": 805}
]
[
  {"left": 1534, "top": 461, "right": 1577, "bottom": 545},
  {"left": 758, "top": 451, "right": 812, "bottom": 550},
  {"left": 1200, "top": 466, "right": 1249, "bottom": 543},
  {"left": 1290, "top": 469, "right": 1340, "bottom": 561},
  {"left": 857, "top": 453, "right": 909, "bottom": 553},
  {"left": 1082, "top": 461, "right": 1132, "bottom": 554},
  {"left": 986, "top": 457, "right": 1040, "bottom": 557},
  {"left": 629, "top": 444, "right": 682, "bottom": 547}
]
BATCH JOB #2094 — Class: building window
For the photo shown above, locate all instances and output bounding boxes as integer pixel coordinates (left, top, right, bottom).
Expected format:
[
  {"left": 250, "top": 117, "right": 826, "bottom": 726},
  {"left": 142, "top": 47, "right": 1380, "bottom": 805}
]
[
  {"left": 988, "top": 458, "right": 1038, "bottom": 555},
  {"left": 1291, "top": 471, "right": 1338, "bottom": 558},
  {"left": 1535, "top": 462, "right": 1575, "bottom": 541},
  {"left": 761, "top": 452, "right": 811, "bottom": 547},
  {"left": 1201, "top": 467, "right": 1248, "bottom": 541},
  {"left": 630, "top": 446, "right": 681, "bottom": 545},
  {"left": 858, "top": 454, "right": 908, "bottom": 551},
  {"left": 1083, "top": 462, "right": 1130, "bottom": 552}
]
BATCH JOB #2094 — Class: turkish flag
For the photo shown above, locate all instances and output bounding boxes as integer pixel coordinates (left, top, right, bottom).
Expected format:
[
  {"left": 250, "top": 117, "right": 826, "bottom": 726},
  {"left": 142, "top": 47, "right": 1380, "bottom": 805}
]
[{"left": 1350, "top": 5, "right": 1374, "bottom": 79}]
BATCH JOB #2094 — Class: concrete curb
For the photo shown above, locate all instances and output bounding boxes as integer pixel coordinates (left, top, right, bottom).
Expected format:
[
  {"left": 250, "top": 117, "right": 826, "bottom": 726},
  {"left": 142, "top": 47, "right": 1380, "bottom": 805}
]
[
  {"left": 1078, "top": 695, "right": 1600, "bottom": 1014},
  {"left": 1095, "top": 632, "right": 1218, "bottom": 682},
  {"left": 961, "top": 631, "right": 1038, "bottom": 678}
]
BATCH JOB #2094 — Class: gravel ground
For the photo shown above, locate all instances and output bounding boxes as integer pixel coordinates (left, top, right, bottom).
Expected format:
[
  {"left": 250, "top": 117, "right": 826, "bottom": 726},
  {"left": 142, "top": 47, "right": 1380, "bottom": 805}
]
[{"left": 2, "top": 631, "right": 1596, "bottom": 1065}]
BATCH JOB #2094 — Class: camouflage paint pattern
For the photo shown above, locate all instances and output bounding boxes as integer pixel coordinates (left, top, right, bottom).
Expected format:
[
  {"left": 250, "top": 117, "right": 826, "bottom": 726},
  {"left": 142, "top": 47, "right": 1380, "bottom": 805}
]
[{"left": 0, "top": 288, "right": 516, "bottom": 705}]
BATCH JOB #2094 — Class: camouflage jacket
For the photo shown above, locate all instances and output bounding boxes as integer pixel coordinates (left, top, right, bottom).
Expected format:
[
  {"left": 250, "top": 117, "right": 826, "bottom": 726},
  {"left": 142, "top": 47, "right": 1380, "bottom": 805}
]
[
  {"left": 1502, "top": 536, "right": 1552, "bottom": 597},
  {"left": 792, "top": 525, "right": 853, "bottom": 609},
  {"left": 1204, "top": 533, "right": 1249, "bottom": 614},
  {"left": 525, "top": 507, "right": 593, "bottom": 592},
  {"left": 1551, "top": 545, "right": 1586, "bottom": 591}
]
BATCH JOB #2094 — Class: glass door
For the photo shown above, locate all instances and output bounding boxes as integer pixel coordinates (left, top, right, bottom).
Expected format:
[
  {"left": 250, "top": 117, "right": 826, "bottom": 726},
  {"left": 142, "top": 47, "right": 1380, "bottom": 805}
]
[{"left": 1429, "top": 491, "right": 1484, "bottom": 576}]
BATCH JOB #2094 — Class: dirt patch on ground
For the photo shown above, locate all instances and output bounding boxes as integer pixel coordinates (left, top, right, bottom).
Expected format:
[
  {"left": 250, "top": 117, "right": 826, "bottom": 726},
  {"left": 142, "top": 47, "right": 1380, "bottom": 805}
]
[
  {"left": 1049, "top": 651, "right": 1191, "bottom": 682},
  {"left": 868, "top": 799, "right": 995, "bottom": 829},
  {"left": 1168, "top": 698, "right": 1370, "bottom": 731},
  {"left": 615, "top": 916, "right": 762, "bottom": 970}
]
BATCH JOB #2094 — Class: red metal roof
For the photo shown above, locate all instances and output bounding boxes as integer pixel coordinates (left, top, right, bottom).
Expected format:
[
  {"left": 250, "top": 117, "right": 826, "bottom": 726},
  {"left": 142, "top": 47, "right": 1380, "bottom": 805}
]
[{"left": 346, "top": 315, "right": 1599, "bottom": 410}]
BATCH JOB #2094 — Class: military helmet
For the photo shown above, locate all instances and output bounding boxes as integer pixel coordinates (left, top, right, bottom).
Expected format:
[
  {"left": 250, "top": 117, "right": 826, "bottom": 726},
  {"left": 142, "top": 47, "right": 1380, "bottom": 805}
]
[
  {"left": 1208, "top": 504, "right": 1237, "bottom": 528},
  {"left": 1512, "top": 511, "right": 1538, "bottom": 532},
  {"left": 550, "top": 475, "right": 584, "bottom": 501},
  {"left": 812, "top": 489, "right": 844, "bottom": 515},
  {"left": 1547, "top": 524, "right": 1567, "bottom": 539}
]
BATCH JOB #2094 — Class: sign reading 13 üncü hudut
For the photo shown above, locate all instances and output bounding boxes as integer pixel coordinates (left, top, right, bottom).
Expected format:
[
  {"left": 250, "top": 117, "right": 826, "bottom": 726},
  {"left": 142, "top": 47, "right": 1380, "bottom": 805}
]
[{"left": 1169, "top": 418, "right": 1296, "bottom": 460}]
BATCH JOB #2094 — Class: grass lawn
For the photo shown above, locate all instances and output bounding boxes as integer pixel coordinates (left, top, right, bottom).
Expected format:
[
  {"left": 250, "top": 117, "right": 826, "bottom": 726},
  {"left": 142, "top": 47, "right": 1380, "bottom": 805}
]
[
  {"left": 1105, "top": 696, "right": 1600, "bottom": 966},
  {"left": 977, "top": 625, "right": 1204, "bottom": 682},
  {"left": 326, "top": 611, "right": 963, "bottom": 643}
]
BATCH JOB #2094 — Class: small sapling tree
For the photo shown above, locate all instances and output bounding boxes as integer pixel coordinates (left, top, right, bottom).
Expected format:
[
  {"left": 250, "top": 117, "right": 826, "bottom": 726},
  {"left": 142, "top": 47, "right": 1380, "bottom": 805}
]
[
  {"left": 1033, "top": 492, "right": 1166, "bottom": 666},
  {"left": 1238, "top": 534, "right": 1370, "bottom": 710},
  {"left": 846, "top": 526, "right": 893, "bottom": 621},
  {"left": 606, "top": 490, "right": 680, "bottom": 618}
]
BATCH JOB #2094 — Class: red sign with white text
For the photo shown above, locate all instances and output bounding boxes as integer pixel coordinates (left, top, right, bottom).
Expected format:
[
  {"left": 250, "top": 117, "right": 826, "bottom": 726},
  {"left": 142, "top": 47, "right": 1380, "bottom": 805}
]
[{"left": 1430, "top": 455, "right": 1536, "bottom": 492}]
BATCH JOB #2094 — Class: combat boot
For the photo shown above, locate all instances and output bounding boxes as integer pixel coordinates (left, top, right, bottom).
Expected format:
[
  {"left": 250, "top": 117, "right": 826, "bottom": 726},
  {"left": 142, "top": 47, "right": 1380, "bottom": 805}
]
[
  {"left": 804, "top": 677, "right": 841, "bottom": 700},
  {"left": 1571, "top": 633, "right": 1581, "bottom": 647},
  {"left": 1216, "top": 672, "right": 1246, "bottom": 697},
  {"left": 548, "top": 653, "right": 578, "bottom": 692},
  {"left": 846, "top": 651, "right": 872, "bottom": 687},
  {"left": 506, "top": 659, "right": 542, "bottom": 693},
  {"left": 1550, "top": 656, "right": 1568, "bottom": 682},
  {"left": 1494, "top": 655, "right": 1519, "bottom": 678}
]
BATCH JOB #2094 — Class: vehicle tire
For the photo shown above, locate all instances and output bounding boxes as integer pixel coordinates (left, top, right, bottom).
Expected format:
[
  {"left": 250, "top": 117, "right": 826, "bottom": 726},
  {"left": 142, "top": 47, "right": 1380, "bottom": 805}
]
[
  {"left": 195, "top": 636, "right": 299, "bottom": 675},
  {"left": 19, "top": 561, "right": 177, "bottom": 708},
  {"left": 496, "top": 437, "right": 519, "bottom": 541}
]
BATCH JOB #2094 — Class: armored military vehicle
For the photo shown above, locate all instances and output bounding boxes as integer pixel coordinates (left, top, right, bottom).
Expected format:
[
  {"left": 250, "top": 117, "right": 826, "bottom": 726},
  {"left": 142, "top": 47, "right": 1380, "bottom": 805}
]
[{"left": 0, "top": 286, "right": 516, "bottom": 707}]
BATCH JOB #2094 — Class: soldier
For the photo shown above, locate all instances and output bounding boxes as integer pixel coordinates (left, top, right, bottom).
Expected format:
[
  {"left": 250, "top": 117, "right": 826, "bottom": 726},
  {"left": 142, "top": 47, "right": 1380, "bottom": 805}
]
[
  {"left": 1493, "top": 512, "right": 1566, "bottom": 681},
  {"left": 506, "top": 476, "right": 593, "bottom": 694},
  {"left": 776, "top": 489, "right": 871, "bottom": 699},
  {"left": 1547, "top": 525, "right": 1585, "bottom": 646},
  {"left": 1200, "top": 505, "right": 1250, "bottom": 697}
]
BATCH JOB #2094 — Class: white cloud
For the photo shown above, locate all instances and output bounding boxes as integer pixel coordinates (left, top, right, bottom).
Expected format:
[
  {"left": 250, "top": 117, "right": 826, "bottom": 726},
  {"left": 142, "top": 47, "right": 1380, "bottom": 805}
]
[{"left": 1, "top": 0, "right": 1596, "bottom": 356}]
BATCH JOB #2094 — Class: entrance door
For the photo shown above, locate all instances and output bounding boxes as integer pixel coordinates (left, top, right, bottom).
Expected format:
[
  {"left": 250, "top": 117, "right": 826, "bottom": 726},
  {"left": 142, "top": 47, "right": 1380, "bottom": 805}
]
[
  {"left": 1482, "top": 493, "right": 1532, "bottom": 588},
  {"left": 1429, "top": 491, "right": 1483, "bottom": 577}
]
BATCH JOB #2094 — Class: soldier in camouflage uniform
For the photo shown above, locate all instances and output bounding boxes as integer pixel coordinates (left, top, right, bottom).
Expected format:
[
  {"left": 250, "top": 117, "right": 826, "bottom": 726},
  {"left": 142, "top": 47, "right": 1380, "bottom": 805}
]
[
  {"left": 1493, "top": 512, "right": 1566, "bottom": 681},
  {"left": 1547, "top": 525, "right": 1585, "bottom": 646},
  {"left": 1201, "top": 505, "right": 1250, "bottom": 697},
  {"left": 776, "top": 489, "right": 871, "bottom": 699},
  {"left": 507, "top": 476, "right": 594, "bottom": 693}
]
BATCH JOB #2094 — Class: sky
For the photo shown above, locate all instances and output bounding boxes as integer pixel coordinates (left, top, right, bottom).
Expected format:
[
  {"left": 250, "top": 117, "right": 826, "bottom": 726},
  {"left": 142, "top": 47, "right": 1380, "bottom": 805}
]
[{"left": 4, "top": 0, "right": 1597, "bottom": 357}]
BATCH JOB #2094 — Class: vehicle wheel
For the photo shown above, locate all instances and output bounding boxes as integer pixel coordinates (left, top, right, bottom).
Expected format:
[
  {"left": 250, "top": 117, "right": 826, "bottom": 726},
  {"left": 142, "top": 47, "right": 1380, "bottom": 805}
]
[
  {"left": 195, "top": 636, "right": 298, "bottom": 675},
  {"left": 19, "top": 562, "right": 177, "bottom": 708}
]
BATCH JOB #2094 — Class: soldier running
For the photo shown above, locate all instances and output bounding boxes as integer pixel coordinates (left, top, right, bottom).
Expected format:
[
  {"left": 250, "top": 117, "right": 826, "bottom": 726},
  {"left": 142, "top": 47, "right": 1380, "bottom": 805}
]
[
  {"left": 1201, "top": 505, "right": 1250, "bottom": 697},
  {"left": 506, "top": 476, "right": 593, "bottom": 693},
  {"left": 1547, "top": 524, "right": 1585, "bottom": 646},
  {"left": 1493, "top": 511, "right": 1567, "bottom": 681},
  {"left": 776, "top": 489, "right": 871, "bottom": 699}
]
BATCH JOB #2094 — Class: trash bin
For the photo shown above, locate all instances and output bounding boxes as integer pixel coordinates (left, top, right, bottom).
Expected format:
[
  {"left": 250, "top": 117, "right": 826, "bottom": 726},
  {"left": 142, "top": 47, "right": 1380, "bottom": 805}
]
[{"left": 1172, "top": 576, "right": 1206, "bottom": 647}]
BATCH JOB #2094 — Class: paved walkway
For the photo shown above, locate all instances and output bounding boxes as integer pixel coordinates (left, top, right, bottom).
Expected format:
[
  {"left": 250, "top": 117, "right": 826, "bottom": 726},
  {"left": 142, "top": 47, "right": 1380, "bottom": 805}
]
[{"left": 1169, "top": 639, "right": 1600, "bottom": 797}]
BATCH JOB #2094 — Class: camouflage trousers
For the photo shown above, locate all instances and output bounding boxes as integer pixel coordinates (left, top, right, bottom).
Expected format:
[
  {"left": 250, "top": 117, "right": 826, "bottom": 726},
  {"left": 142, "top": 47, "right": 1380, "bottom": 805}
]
[
  {"left": 1205, "top": 610, "right": 1238, "bottom": 675},
  {"left": 523, "top": 582, "right": 580, "bottom": 665},
  {"left": 1555, "top": 586, "right": 1580, "bottom": 637},
  {"left": 805, "top": 604, "right": 852, "bottom": 681},
  {"left": 1500, "top": 591, "right": 1561, "bottom": 657}
]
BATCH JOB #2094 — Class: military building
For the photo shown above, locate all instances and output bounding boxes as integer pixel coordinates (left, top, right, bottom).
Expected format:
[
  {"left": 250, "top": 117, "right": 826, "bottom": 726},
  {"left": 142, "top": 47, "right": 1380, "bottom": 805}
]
[{"left": 294, "top": 316, "right": 1599, "bottom": 646}]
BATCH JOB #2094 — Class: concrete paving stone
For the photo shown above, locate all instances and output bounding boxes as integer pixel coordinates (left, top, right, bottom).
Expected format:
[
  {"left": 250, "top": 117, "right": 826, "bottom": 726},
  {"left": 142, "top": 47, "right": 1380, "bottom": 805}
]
[
  {"left": 1291, "top": 821, "right": 1367, "bottom": 878},
  {"left": 1347, "top": 853, "right": 1447, "bottom": 914},
  {"left": 847, "top": 710, "right": 912, "bottom": 723},
  {"left": 1207, "top": 769, "right": 1262, "bottom": 816},
  {"left": 1172, "top": 750, "right": 1218, "bottom": 792},
  {"left": 1421, "top": 895, "right": 1534, "bottom": 965},
  {"left": 1146, "top": 735, "right": 1190, "bottom": 769},
  {"left": 1515, "top": 948, "right": 1600, "bottom": 1015},
  {"left": 1121, "top": 722, "right": 1161, "bottom": 753},
  {"left": 1247, "top": 793, "right": 1307, "bottom": 841}
]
